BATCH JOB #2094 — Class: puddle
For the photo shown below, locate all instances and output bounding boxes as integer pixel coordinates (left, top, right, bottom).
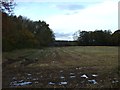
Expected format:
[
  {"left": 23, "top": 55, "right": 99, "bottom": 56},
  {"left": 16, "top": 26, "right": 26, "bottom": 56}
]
[
  {"left": 48, "top": 81, "right": 68, "bottom": 85},
  {"left": 112, "top": 80, "right": 119, "bottom": 84},
  {"left": 70, "top": 73, "right": 75, "bottom": 75},
  {"left": 59, "top": 82, "right": 67, "bottom": 85},
  {"left": 70, "top": 75, "right": 76, "bottom": 78},
  {"left": 60, "top": 70, "right": 63, "bottom": 73},
  {"left": 60, "top": 76, "right": 65, "bottom": 79},
  {"left": 36, "top": 72, "right": 40, "bottom": 75},
  {"left": 81, "top": 81, "right": 85, "bottom": 83},
  {"left": 35, "top": 58, "right": 38, "bottom": 61},
  {"left": 27, "top": 77, "right": 32, "bottom": 80},
  {"left": 39, "top": 64, "right": 48, "bottom": 66},
  {"left": 10, "top": 80, "right": 32, "bottom": 86},
  {"left": 35, "top": 81, "right": 39, "bottom": 84},
  {"left": 48, "top": 82, "right": 55, "bottom": 85},
  {"left": 40, "top": 75, "right": 43, "bottom": 78},
  {"left": 81, "top": 74, "right": 88, "bottom": 78},
  {"left": 19, "top": 80, "right": 24, "bottom": 83},
  {"left": 88, "top": 80, "right": 98, "bottom": 84},
  {"left": 112, "top": 78, "right": 119, "bottom": 84},
  {"left": 33, "top": 78, "right": 39, "bottom": 81},
  {"left": 12, "top": 77, "right": 16, "bottom": 80},
  {"left": 92, "top": 74, "right": 98, "bottom": 77},
  {"left": 27, "top": 74, "right": 32, "bottom": 76},
  {"left": 27, "top": 77, "right": 30, "bottom": 80},
  {"left": 76, "top": 67, "right": 81, "bottom": 70}
]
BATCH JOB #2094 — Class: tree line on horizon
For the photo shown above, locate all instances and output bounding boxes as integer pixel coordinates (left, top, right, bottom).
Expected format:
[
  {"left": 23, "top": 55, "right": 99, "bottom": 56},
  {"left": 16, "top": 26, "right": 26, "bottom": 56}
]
[
  {"left": 53, "top": 29, "right": 120, "bottom": 47},
  {"left": 53, "top": 30, "right": 120, "bottom": 46},
  {"left": 76, "top": 30, "right": 120, "bottom": 46}
]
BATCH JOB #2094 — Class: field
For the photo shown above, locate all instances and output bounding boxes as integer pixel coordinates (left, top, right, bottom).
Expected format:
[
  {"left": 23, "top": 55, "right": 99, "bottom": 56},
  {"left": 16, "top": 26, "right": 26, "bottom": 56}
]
[{"left": 2, "top": 46, "right": 119, "bottom": 88}]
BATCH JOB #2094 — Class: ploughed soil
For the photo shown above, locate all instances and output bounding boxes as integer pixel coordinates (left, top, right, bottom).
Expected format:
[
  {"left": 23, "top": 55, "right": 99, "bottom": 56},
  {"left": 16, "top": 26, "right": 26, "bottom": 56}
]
[
  {"left": 2, "top": 47, "right": 119, "bottom": 89},
  {"left": 2, "top": 66, "right": 119, "bottom": 88}
]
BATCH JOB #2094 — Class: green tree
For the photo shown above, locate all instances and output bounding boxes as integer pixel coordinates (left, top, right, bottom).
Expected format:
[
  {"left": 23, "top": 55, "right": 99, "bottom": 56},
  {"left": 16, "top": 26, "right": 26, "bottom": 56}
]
[
  {"left": 34, "top": 21, "right": 55, "bottom": 47},
  {"left": 77, "top": 30, "right": 112, "bottom": 46},
  {"left": 111, "top": 30, "right": 120, "bottom": 46}
]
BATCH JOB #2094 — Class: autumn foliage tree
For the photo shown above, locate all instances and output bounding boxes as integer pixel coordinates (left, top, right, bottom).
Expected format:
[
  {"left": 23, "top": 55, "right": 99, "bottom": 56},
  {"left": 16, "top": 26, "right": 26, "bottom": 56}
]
[{"left": 2, "top": 12, "right": 55, "bottom": 51}]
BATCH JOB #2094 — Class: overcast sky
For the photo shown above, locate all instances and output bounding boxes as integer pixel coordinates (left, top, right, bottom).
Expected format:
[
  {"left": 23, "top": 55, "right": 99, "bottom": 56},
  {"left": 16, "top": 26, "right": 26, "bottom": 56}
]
[{"left": 14, "top": 0, "right": 119, "bottom": 40}]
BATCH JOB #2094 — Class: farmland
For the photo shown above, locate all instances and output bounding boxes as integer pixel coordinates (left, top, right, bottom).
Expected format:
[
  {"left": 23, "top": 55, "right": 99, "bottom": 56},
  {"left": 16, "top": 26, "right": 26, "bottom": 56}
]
[{"left": 2, "top": 46, "right": 119, "bottom": 88}]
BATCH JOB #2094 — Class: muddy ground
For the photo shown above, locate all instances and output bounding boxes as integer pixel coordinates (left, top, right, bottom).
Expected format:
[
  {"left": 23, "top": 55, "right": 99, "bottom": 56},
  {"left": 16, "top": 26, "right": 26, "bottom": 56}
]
[
  {"left": 2, "top": 66, "right": 119, "bottom": 88},
  {"left": 2, "top": 47, "right": 119, "bottom": 89}
]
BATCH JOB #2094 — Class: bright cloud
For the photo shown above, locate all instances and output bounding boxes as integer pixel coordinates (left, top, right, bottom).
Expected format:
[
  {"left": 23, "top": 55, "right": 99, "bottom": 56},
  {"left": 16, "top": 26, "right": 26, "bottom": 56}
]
[
  {"left": 46, "top": 0, "right": 118, "bottom": 36},
  {"left": 14, "top": 0, "right": 119, "bottom": 40},
  {"left": 55, "top": 32, "right": 73, "bottom": 41}
]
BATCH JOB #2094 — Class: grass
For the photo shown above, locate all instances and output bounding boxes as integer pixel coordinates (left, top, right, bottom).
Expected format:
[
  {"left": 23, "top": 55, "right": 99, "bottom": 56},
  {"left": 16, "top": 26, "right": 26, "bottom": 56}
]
[{"left": 2, "top": 46, "right": 119, "bottom": 88}]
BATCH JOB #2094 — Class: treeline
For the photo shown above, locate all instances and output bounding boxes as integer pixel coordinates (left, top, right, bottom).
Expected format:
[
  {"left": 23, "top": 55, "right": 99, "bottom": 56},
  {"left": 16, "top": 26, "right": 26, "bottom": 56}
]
[
  {"left": 2, "top": 12, "right": 55, "bottom": 51},
  {"left": 53, "top": 30, "right": 120, "bottom": 47},
  {"left": 77, "top": 30, "right": 120, "bottom": 46},
  {"left": 53, "top": 40, "right": 78, "bottom": 46}
]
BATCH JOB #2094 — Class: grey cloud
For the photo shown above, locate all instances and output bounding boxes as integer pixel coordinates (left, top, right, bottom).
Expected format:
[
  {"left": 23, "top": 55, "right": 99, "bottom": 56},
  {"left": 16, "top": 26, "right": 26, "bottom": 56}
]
[
  {"left": 64, "top": 11, "right": 79, "bottom": 15},
  {"left": 56, "top": 4, "right": 85, "bottom": 10},
  {"left": 55, "top": 32, "right": 73, "bottom": 38},
  {"left": 55, "top": 32, "right": 74, "bottom": 40}
]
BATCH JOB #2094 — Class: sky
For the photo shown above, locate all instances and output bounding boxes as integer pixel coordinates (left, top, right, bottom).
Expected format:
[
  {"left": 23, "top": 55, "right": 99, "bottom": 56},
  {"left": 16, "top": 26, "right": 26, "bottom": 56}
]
[{"left": 14, "top": 0, "right": 119, "bottom": 40}]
